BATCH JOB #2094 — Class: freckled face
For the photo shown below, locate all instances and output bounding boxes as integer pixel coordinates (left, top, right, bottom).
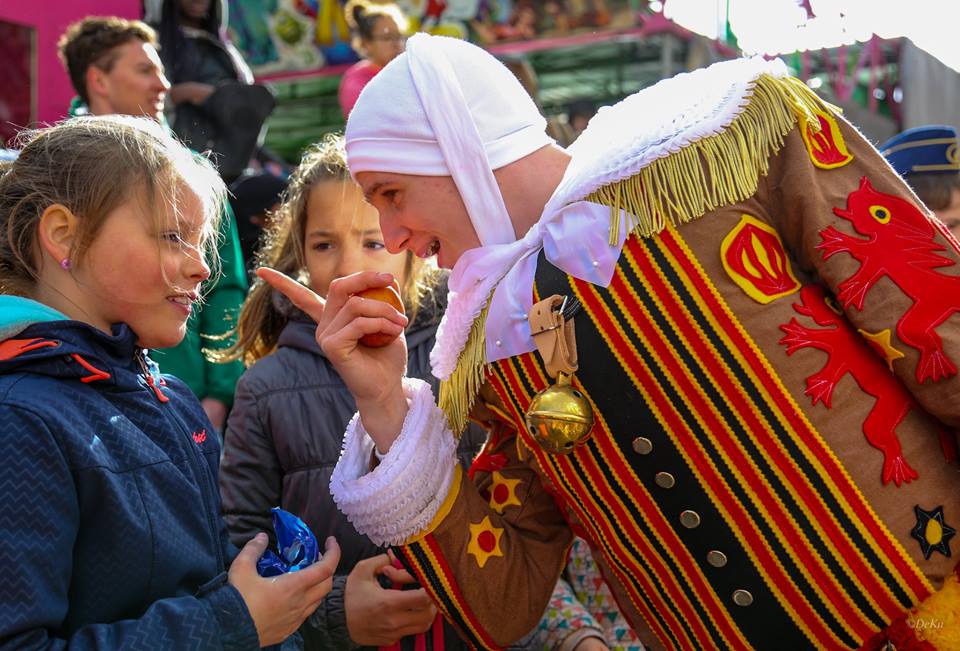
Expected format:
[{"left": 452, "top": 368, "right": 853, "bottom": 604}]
[
  {"left": 71, "top": 184, "right": 211, "bottom": 348},
  {"left": 356, "top": 171, "right": 480, "bottom": 269}
]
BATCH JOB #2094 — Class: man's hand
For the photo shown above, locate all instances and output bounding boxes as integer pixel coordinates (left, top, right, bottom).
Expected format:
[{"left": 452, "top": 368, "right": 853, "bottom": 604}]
[
  {"left": 169, "top": 82, "right": 216, "bottom": 106},
  {"left": 257, "top": 268, "right": 409, "bottom": 452},
  {"left": 345, "top": 553, "right": 437, "bottom": 645},
  {"left": 229, "top": 533, "right": 341, "bottom": 647}
]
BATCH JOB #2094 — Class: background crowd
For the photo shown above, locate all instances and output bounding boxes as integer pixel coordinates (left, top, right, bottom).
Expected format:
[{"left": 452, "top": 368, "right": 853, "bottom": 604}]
[{"left": 0, "top": 1, "right": 958, "bottom": 649}]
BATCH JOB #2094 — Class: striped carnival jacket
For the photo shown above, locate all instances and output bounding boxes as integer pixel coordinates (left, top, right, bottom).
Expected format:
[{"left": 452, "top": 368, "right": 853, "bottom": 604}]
[{"left": 332, "top": 64, "right": 960, "bottom": 651}]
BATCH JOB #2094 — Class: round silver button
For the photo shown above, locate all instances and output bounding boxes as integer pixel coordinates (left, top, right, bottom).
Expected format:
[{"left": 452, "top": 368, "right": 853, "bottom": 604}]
[
  {"left": 732, "top": 590, "right": 754, "bottom": 606},
  {"left": 706, "top": 550, "right": 727, "bottom": 568},
  {"left": 654, "top": 472, "right": 675, "bottom": 488},
  {"left": 632, "top": 437, "right": 653, "bottom": 455},
  {"left": 679, "top": 510, "right": 701, "bottom": 528}
]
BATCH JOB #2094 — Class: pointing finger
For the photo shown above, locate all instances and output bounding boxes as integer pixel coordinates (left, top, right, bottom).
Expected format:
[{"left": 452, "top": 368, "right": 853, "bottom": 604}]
[{"left": 257, "top": 267, "right": 326, "bottom": 323}]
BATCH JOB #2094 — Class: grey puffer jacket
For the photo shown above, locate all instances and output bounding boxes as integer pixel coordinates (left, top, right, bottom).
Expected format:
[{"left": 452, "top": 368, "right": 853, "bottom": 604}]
[{"left": 219, "top": 279, "right": 485, "bottom": 650}]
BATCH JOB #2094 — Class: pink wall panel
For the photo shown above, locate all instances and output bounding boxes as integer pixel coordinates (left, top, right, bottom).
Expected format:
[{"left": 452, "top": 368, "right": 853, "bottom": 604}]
[{"left": 0, "top": 1, "right": 141, "bottom": 127}]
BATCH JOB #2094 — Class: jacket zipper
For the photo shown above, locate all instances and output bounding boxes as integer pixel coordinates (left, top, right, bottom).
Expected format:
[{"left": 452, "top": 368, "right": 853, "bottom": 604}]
[
  {"left": 136, "top": 351, "right": 170, "bottom": 403},
  {"left": 136, "top": 349, "right": 226, "bottom": 572}
]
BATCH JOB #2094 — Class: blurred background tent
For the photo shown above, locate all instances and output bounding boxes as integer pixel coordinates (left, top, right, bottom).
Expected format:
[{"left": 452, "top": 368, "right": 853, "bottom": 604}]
[{"left": 2, "top": 0, "right": 959, "bottom": 161}]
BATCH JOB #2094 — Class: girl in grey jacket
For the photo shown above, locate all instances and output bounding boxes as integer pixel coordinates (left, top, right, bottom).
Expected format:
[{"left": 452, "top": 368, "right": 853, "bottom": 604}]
[{"left": 217, "top": 135, "right": 485, "bottom": 650}]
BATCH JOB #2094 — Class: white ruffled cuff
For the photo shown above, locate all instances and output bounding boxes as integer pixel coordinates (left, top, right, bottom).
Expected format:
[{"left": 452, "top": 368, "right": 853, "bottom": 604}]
[{"left": 329, "top": 377, "right": 459, "bottom": 546}]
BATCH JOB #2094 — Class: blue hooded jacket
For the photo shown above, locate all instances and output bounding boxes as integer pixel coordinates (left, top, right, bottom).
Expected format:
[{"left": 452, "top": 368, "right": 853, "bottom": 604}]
[{"left": 0, "top": 296, "right": 261, "bottom": 650}]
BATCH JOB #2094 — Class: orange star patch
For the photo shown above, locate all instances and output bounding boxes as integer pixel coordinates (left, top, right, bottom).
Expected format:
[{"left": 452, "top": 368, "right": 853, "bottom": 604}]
[
  {"left": 467, "top": 516, "right": 504, "bottom": 568},
  {"left": 487, "top": 471, "right": 521, "bottom": 514}
]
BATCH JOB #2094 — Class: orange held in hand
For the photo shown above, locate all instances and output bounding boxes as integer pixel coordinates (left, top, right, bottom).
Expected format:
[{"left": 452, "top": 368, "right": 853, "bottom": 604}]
[{"left": 355, "top": 282, "right": 405, "bottom": 347}]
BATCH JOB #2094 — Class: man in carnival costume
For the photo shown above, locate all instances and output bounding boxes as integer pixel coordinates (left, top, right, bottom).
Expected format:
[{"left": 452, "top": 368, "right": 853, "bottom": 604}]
[{"left": 263, "top": 34, "right": 960, "bottom": 650}]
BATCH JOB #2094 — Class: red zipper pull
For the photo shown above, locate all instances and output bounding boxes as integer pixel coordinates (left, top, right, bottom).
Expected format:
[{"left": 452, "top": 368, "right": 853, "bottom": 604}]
[{"left": 137, "top": 351, "right": 170, "bottom": 403}]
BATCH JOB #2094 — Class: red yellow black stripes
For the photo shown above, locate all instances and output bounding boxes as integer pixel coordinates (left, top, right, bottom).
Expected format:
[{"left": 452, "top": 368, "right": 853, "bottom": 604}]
[
  {"left": 490, "top": 361, "right": 697, "bottom": 650},
  {"left": 485, "top": 230, "right": 931, "bottom": 649},
  {"left": 400, "top": 534, "right": 500, "bottom": 651},
  {"left": 512, "top": 351, "right": 754, "bottom": 650},
  {"left": 654, "top": 227, "right": 931, "bottom": 601},
  {"left": 607, "top": 240, "right": 870, "bottom": 643},
  {"left": 493, "top": 354, "right": 758, "bottom": 650}
]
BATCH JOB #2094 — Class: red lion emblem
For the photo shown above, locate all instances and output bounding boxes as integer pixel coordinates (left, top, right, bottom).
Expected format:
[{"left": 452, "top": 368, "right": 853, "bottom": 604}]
[
  {"left": 818, "top": 177, "right": 960, "bottom": 383},
  {"left": 778, "top": 285, "right": 956, "bottom": 486}
]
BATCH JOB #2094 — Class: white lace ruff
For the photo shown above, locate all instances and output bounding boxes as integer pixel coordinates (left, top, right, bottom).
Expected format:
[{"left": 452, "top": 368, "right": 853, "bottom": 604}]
[{"left": 329, "top": 377, "right": 458, "bottom": 546}]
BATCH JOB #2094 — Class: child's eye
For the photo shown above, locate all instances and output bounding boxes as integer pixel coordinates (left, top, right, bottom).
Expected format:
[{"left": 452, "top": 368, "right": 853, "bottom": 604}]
[
  {"left": 162, "top": 231, "right": 185, "bottom": 245},
  {"left": 364, "top": 240, "right": 386, "bottom": 250},
  {"left": 312, "top": 242, "right": 333, "bottom": 251}
]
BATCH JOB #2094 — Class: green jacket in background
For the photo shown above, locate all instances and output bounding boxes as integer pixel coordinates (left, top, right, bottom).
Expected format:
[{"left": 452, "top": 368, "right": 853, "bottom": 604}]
[{"left": 152, "top": 202, "right": 248, "bottom": 407}]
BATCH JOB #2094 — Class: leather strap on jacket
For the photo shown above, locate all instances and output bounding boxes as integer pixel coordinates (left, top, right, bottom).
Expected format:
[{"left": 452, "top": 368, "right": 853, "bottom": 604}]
[{"left": 528, "top": 295, "right": 578, "bottom": 379}]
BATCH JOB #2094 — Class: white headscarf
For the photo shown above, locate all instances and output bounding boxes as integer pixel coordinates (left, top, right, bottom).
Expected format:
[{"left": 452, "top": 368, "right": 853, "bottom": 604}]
[{"left": 344, "top": 33, "right": 554, "bottom": 247}]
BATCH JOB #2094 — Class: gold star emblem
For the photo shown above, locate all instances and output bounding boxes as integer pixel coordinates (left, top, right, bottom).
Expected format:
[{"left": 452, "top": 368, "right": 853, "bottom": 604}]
[
  {"left": 858, "top": 328, "right": 905, "bottom": 372},
  {"left": 487, "top": 471, "right": 522, "bottom": 514},
  {"left": 467, "top": 516, "right": 504, "bottom": 568}
]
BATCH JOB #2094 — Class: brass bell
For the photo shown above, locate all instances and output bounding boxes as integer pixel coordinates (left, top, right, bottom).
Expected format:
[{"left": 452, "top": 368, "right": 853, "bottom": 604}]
[{"left": 525, "top": 372, "right": 595, "bottom": 455}]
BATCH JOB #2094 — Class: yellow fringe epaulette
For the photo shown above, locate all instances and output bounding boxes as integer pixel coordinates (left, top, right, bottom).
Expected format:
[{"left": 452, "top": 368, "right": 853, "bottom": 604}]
[
  {"left": 439, "top": 303, "right": 490, "bottom": 436},
  {"left": 439, "top": 74, "right": 834, "bottom": 432},
  {"left": 588, "top": 74, "right": 830, "bottom": 244}
]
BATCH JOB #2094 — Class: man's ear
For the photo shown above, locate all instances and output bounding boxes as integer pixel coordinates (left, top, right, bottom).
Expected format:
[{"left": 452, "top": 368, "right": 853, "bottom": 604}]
[
  {"left": 37, "top": 204, "right": 80, "bottom": 265},
  {"left": 85, "top": 65, "right": 108, "bottom": 104}
]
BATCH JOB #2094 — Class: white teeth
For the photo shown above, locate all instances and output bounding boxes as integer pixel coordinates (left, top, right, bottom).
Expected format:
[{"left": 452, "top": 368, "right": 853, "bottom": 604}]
[{"left": 170, "top": 296, "right": 191, "bottom": 305}]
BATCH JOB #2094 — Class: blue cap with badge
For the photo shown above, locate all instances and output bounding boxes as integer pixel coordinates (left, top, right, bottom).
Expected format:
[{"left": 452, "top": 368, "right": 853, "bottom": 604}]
[{"left": 879, "top": 125, "right": 960, "bottom": 176}]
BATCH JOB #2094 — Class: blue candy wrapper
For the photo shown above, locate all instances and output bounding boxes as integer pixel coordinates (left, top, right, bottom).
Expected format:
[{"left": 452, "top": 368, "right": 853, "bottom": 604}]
[{"left": 256, "top": 507, "right": 320, "bottom": 577}]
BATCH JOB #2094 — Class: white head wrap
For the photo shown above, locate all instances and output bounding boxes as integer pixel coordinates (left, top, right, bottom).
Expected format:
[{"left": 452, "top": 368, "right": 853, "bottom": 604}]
[{"left": 344, "top": 33, "right": 554, "bottom": 247}]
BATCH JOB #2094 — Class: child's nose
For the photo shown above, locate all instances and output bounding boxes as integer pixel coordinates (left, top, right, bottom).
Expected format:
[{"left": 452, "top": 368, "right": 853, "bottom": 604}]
[{"left": 185, "top": 251, "right": 211, "bottom": 282}]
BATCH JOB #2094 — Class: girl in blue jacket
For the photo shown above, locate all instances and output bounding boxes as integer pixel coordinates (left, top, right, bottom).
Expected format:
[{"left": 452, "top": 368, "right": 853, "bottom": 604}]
[{"left": 0, "top": 115, "right": 340, "bottom": 650}]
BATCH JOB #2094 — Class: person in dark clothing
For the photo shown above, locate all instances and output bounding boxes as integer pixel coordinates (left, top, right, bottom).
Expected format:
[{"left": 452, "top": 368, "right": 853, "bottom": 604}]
[
  {"left": 149, "top": 0, "right": 272, "bottom": 181},
  {"left": 228, "top": 170, "right": 288, "bottom": 272},
  {"left": 0, "top": 116, "right": 339, "bottom": 649},
  {"left": 218, "top": 134, "right": 485, "bottom": 649}
]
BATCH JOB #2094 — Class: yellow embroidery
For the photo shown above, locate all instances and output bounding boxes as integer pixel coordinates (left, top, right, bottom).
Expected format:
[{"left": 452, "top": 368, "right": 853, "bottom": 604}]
[
  {"left": 487, "top": 471, "right": 521, "bottom": 514},
  {"left": 799, "top": 107, "right": 854, "bottom": 170},
  {"left": 587, "top": 74, "right": 831, "bottom": 244},
  {"left": 467, "top": 516, "right": 504, "bottom": 569},
  {"left": 720, "top": 214, "right": 801, "bottom": 304}
]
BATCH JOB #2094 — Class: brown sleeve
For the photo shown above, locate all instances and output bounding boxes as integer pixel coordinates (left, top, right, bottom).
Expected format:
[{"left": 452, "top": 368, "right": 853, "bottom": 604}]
[
  {"left": 395, "top": 418, "right": 573, "bottom": 649},
  {"left": 759, "top": 109, "right": 960, "bottom": 427}
]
